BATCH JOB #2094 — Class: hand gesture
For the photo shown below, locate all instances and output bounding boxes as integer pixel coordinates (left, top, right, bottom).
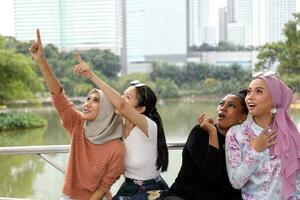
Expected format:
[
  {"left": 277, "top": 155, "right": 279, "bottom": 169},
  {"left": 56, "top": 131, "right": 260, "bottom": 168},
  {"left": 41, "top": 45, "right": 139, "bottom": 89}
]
[
  {"left": 198, "top": 113, "right": 217, "bottom": 135},
  {"left": 29, "top": 29, "right": 44, "bottom": 61},
  {"left": 73, "top": 52, "right": 93, "bottom": 79},
  {"left": 249, "top": 128, "right": 277, "bottom": 152}
]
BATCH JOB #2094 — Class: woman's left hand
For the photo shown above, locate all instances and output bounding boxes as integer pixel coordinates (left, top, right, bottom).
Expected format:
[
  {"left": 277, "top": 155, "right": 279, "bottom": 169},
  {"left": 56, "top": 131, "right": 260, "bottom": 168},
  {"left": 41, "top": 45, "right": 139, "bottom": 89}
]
[{"left": 249, "top": 128, "right": 277, "bottom": 152}]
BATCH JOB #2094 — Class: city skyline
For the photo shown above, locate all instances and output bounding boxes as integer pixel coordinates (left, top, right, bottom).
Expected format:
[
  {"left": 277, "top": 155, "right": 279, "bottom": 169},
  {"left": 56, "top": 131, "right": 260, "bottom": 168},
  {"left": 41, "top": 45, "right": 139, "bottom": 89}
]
[
  {"left": 13, "top": 0, "right": 123, "bottom": 54},
  {"left": 2, "top": 0, "right": 299, "bottom": 74},
  {"left": 0, "top": 0, "right": 226, "bottom": 37},
  {"left": 1, "top": 0, "right": 300, "bottom": 47}
]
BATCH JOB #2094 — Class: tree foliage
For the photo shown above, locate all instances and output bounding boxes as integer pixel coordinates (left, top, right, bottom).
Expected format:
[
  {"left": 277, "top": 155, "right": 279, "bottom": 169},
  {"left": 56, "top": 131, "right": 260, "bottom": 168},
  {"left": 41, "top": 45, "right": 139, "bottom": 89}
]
[
  {"left": 0, "top": 112, "right": 47, "bottom": 131},
  {"left": 0, "top": 49, "right": 44, "bottom": 104},
  {"left": 0, "top": 34, "right": 253, "bottom": 100},
  {"left": 255, "top": 13, "right": 300, "bottom": 92},
  {"left": 190, "top": 41, "right": 258, "bottom": 52},
  {"left": 150, "top": 62, "right": 251, "bottom": 97},
  {"left": 0, "top": 35, "right": 121, "bottom": 98}
]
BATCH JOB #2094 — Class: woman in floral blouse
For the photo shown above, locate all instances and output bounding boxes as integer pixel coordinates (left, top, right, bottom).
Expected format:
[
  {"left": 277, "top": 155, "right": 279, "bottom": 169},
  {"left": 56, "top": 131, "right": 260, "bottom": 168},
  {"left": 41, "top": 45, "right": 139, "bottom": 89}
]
[{"left": 225, "top": 74, "right": 300, "bottom": 200}]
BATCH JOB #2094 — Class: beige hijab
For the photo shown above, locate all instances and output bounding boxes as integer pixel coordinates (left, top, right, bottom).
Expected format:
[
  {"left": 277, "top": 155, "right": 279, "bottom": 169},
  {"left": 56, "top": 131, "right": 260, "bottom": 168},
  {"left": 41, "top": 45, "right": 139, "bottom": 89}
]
[{"left": 83, "top": 88, "right": 122, "bottom": 144}]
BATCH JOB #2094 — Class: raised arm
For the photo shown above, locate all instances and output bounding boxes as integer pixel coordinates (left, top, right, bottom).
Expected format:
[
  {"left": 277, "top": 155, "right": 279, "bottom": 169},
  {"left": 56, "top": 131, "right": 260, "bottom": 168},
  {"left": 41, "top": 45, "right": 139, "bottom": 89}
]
[
  {"left": 198, "top": 114, "right": 219, "bottom": 149},
  {"left": 29, "top": 29, "right": 62, "bottom": 94},
  {"left": 73, "top": 53, "right": 148, "bottom": 134},
  {"left": 187, "top": 124, "right": 222, "bottom": 183}
]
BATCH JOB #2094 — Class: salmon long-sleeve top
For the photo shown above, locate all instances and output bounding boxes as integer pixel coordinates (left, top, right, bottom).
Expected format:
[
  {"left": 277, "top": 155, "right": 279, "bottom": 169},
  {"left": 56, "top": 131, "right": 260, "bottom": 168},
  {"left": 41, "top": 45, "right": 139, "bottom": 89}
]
[{"left": 52, "top": 91, "right": 125, "bottom": 200}]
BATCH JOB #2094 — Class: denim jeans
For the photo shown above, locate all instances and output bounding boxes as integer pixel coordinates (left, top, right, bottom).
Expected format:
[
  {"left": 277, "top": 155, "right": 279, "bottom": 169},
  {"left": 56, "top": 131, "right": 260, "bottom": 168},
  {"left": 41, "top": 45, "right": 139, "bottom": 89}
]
[{"left": 113, "top": 176, "right": 169, "bottom": 200}]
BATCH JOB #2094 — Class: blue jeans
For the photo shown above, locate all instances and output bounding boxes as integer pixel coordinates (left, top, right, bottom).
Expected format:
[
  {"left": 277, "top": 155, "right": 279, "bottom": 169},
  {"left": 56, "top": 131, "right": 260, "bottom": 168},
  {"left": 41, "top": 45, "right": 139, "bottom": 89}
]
[{"left": 113, "top": 176, "right": 169, "bottom": 200}]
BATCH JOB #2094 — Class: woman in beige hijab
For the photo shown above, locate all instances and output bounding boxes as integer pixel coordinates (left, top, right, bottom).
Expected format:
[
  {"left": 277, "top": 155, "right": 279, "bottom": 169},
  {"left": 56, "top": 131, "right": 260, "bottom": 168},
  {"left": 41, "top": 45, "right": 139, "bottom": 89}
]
[{"left": 30, "top": 29, "right": 125, "bottom": 200}]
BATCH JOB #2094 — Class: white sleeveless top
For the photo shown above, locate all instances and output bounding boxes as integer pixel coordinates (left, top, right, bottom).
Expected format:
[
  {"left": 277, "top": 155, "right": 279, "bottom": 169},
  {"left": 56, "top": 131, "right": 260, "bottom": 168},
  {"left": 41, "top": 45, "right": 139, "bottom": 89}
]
[{"left": 123, "top": 116, "right": 160, "bottom": 180}]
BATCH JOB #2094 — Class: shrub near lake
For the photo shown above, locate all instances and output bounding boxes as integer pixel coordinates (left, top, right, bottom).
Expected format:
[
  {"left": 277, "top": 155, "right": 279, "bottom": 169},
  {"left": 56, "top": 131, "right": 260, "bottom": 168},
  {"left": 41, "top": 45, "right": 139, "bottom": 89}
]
[{"left": 0, "top": 112, "right": 47, "bottom": 131}]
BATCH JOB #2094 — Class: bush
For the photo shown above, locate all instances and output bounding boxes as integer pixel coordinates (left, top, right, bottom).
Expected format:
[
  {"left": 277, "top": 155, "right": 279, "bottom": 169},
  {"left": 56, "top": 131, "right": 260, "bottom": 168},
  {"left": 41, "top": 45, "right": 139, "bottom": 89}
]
[
  {"left": 154, "top": 78, "right": 179, "bottom": 98},
  {"left": 0, "top": 112, "right": 47, "bottom": 131}
]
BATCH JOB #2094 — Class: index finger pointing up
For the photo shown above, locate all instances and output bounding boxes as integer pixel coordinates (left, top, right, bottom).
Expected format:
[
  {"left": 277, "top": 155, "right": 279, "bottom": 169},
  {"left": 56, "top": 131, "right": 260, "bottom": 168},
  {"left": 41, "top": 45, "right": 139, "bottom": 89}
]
[
  {"left": 36, "top": 29, "right": 42, "bottom": 44},
  {"left": 76, "top": 52, "right": 84, "bottom": 63}
]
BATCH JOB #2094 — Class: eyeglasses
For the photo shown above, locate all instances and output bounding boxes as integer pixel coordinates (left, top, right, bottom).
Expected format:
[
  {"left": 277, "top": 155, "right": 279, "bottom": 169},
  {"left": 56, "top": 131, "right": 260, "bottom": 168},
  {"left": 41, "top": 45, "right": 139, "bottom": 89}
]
[
  {"left": 252, "top": 71, "right": 277, "bottom": 78},
  {"left": 130, "top": 80, "right": 147, "bottom": 100}
]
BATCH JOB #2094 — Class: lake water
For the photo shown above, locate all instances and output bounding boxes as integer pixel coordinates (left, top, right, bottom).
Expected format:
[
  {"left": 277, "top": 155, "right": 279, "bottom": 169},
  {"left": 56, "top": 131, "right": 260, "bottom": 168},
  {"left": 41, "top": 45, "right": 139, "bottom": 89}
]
[{"left": 0, "top": 99, "right": 299, "bottom": 199}]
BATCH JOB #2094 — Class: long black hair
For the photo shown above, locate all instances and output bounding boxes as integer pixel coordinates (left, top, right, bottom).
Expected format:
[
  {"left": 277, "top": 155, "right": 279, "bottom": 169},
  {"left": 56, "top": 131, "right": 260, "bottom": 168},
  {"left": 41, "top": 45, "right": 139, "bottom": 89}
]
[{"left": 135, "top": 85, "right": 169, "bottom": 172}]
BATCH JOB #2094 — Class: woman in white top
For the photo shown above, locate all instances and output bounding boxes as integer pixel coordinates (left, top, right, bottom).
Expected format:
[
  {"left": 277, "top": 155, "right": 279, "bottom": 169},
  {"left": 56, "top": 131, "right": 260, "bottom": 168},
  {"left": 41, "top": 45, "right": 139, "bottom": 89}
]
[{"left": 74, "top": 53, "right": 169, "bottom": 200}]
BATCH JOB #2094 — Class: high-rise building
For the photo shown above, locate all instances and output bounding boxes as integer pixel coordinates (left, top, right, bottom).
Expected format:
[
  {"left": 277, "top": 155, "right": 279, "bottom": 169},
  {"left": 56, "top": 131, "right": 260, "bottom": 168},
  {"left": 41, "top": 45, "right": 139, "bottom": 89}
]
[
  {"left": 188, "top": 0, "right": 217, "bottom": 46},
  {"left": 143, "top": 0, "right": 187, "bottom": 57},
  {"left": 227, "top": 23, "right": 246, "bottom": 45},
  {"left": 14, "top": 0, "right": 62, "bottom": 47},
  {"left": 125, "top": 0, "right": 187, "bottom": 65},
  {"left": 125, "top": 0, "right": 145, "bottom": 63},
  {"left": 264, "top": 0, "right": 296, "bottom": 43},
  {"left": 219, "top": 7, "right": 227, "bottom": 42},
  {"left": 14, "top": 0, "right": 123, "bottom": 54},
  {"left": 225, "top": 0, "right": 252, "bottom": 46},
  {"left": 227, "top": 0, "right": 237, "bottom": 23},
  {"left": 251, "top": 0, "right": 262, "bottom": 46}
]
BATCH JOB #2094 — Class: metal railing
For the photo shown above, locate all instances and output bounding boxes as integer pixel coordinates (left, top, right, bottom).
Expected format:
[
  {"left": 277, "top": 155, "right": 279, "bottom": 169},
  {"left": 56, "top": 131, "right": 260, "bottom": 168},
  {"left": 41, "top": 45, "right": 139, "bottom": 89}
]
[
  {"left": 0, "top": 142, "right": 185, "bottom": 174},
  {"left": 0, "top": 142, "right": 185, "bottom": 199}
]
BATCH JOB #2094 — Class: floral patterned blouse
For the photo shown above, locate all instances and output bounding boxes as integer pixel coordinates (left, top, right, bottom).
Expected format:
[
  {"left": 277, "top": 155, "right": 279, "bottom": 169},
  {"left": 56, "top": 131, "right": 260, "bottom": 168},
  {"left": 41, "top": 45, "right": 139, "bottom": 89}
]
[{"left": 225, "top": 119, "right": 300, "bottom": 200}]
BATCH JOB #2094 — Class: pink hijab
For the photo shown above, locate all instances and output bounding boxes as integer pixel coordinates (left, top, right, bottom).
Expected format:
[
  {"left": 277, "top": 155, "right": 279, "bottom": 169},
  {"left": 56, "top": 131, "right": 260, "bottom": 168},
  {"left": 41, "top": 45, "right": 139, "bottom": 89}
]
[{"left": 259, "top": 75, "right": 300, "bottom": 199}]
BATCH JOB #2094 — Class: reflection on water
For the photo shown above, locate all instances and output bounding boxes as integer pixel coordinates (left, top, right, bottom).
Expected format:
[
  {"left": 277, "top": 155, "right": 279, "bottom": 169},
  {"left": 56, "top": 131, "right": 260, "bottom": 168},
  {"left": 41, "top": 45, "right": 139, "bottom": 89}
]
[
  {"left": 0, "top": 155, "right": 44, "bottom": 198},
  {"left": 160, "top": 100, "right": 217, "bottom": 140},
  {"left": 0, "top": 100, "right": 299, "bottom": 199}
]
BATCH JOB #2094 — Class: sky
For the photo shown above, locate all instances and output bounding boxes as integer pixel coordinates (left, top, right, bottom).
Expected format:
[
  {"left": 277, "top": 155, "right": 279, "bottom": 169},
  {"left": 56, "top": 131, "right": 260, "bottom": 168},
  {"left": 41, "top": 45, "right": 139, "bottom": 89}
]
[{"left": 0, "top": 0, "right": 299, "bottom": 37}]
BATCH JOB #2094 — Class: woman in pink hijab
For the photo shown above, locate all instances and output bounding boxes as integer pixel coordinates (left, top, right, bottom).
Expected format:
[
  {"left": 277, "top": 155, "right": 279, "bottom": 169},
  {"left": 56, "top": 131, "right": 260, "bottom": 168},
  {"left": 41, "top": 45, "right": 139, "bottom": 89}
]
[{"left": 225, "top": 74, "right": 300, "bottom": 200}]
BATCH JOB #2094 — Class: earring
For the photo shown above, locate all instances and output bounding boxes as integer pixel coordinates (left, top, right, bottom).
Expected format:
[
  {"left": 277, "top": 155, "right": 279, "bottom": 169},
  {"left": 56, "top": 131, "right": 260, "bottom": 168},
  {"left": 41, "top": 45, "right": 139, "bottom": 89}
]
[
  {"left": 239, "top": 120, "right": 243, "bottom": 124},
  {"left": 271, "top": 107, "right": 277, "bottom": 114}
]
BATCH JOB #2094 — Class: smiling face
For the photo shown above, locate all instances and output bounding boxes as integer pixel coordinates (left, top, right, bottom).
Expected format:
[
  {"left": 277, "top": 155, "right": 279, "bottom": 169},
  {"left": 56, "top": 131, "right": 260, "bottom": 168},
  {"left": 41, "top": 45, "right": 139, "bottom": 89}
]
[
  {"left": 82, "top": 92, "right": 101, "bottom": 121},
  {"left": 245, "top": 78, "right": 273, "bottom": 118},
  {"left": 121, "top": 86, "right": 146, "bottom": 114},
  {"left": 217, "top": 94, "right": 247, "bottom": 133},
  {"left": 122, "top": 86, "right": 139, "bottom": 107}
]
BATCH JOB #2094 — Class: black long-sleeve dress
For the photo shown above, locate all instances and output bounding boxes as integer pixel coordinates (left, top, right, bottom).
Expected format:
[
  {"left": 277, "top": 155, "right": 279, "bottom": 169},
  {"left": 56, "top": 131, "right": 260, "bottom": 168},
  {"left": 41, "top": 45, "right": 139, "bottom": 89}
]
[{"left": 166, "top": 124, "right": 242, "bottom": 200}]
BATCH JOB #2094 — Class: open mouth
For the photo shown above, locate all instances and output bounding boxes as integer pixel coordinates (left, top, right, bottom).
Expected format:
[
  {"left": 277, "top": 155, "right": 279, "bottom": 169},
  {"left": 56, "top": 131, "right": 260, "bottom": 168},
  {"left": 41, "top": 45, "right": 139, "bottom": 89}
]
[
  {"left": 83, "top": 108, "right": 91, "bottom": 114},
  {"left": 247, "top": 102, "right": 256, "bottom": 109},
  {"left": 218, "top": 113, "right": 226, "bottom": 119}
]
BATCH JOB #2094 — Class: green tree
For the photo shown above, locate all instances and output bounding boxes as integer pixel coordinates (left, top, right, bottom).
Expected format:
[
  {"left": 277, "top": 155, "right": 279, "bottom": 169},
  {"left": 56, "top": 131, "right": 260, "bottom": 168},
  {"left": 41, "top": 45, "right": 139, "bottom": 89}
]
[
  {"left": 0, "top": 50, "right": 44, "bottom": 104},
  {"left": 218, "top": 41, "right": 236, "bottom": 51},
  {"left": 154, "top": 78, "right": 179, "bottom": 98},
  {"left": 255, "top": 42, "right": 284, "bottom": 72},
  {"left": 1, "top": 36, "right": 32, "bottom": 56},
  {"left": 280, "top": 13, "right": 300, "bottom": 76},
  {"left": 80, "top": 49, "right": 121, "bottom": 78},
  {"left": 255, "top": 13, "right": 300, "bottom": 91},
  {"left": 200, "top": 78, "right": 221, "bottom": 95},
  {"left": 189, "top": 41, "right": 256, "bottom": 52}
]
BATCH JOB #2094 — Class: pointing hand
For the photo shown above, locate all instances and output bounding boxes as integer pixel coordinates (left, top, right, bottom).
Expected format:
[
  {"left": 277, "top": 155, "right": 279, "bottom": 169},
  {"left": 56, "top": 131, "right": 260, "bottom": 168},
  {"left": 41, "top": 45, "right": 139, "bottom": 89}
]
[
  {"left": 29, "top": 29, "right": 45, "bottom": 61},
  {"left": 73, "top": 52, "right": 93, "bottom": 79}
]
